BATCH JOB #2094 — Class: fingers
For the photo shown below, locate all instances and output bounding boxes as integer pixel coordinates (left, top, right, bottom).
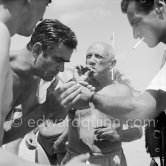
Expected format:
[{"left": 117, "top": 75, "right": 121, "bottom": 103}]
[
  {"left": 78, "top": 81, "right": 89, "bottom": 86},
  {"left": 61, "top": 84, "right": 81, "bottom": 99},
  {"left": 60, "top": 81, "right": 78, "bottom": 92},
  {"left": 159, "top": 0, "right": 166, "bottom": 6},
  {"left": 86, "top": 85, "right": 95, "bottom": 92},
  {"left": 62, "top": 87, "right": 82, "bottom": 107},
  {"left": 95, "top": 126, "right": 113, "bottom": 135},
  {"left": 69, "top": 94, "right": 81, "bottom": 106},
  {"left": 78, "top": 81, "right": 95, "bottom": 92}
]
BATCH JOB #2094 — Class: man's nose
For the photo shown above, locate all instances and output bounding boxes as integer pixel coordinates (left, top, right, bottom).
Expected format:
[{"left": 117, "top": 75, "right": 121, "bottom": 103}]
[{"left": 89, "top": 55, "right": 96, "bottom": 65}]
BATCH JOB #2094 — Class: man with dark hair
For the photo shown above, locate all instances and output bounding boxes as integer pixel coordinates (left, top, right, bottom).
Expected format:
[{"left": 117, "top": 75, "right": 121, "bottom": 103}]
[
  {"left": 3, "top": 18, "right": 77, "bottom": 141},
  {"left": 2, "top": 19, "right": 95, "bottom": 166}
]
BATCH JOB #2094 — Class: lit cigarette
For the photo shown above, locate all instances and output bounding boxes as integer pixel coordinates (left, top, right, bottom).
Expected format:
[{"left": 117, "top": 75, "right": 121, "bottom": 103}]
[
  {"left": 86, "top": 160, "right": 90, "bottom": 165},
  {"left": 133, "top": 38, "right": 144, "bottom": 50},
  {"left": 65, "top": 141, "right": 69, "bottom": 145}
]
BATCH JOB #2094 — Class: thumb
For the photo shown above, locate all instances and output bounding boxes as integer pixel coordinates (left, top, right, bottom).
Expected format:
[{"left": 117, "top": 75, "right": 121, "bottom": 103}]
[{"left": 74, "top": 153, "right": 90, "bottom": 162}]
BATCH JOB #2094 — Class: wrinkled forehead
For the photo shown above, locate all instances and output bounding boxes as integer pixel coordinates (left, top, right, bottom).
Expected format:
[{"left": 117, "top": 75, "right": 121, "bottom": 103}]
[{"left": 86, "top": 43, "right": 115, "bottom": 59}]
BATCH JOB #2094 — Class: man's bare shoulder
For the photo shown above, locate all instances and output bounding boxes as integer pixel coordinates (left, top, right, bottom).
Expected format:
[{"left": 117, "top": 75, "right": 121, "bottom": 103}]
[
  {"left": 99, "top": 82, "right": 133, "bottom": 97},
  {"left": 0, "top": 22, "right": 10, "bottom": 37}
]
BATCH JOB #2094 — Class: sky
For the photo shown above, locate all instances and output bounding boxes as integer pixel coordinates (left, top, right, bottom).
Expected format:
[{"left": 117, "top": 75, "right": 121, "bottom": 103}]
[{"left": 11, "top": 0, "right": 165, "bottom": 89}]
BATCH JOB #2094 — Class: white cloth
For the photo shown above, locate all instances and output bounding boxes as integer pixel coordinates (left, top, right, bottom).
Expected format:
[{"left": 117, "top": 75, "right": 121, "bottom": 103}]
[
  {"left": 37, "top": 70, "right": 73, "bottom": 104},
  {"left": 146, "top": 63, "right": 166, "bottom": 91}
]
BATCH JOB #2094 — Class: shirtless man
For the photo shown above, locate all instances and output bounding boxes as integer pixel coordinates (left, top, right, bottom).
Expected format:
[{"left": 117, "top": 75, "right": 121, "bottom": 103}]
[
  {"left": 62, "top": 42, "right": 142, "bottom": 166},
  {"left": 1, "top": 18, "right": 95, "bottom": 166},
  {"left": 2, "top": 18, "right": 77, "bottom": 143},
  {"left": 0, "top": 0, "right": 51, "bottom": 143},
  {"left": 0, "top": 1, "right": 52, "bottom": 165}
]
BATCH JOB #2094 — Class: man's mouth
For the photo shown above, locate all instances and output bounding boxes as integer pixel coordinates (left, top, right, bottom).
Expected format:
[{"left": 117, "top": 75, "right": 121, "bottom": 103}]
[
  {"left": 89, "top": 67, "right": 96, "bottom": 72},
  {"left": 44, "top": 72, "right": 59, "bottom": 77}
]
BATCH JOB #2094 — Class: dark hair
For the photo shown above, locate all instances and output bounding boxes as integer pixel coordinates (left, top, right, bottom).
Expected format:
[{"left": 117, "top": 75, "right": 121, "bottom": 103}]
[
  {"left": 27, "top": 19, "right": 77, "bottom": 51},
  {"left": 121, "top": 0, "right": 166, "bottom": 14}
]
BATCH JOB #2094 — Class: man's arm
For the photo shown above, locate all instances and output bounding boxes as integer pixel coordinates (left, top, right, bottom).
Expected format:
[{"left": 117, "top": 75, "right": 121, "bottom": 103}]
[
  {"left": 0, "top": 23, "right": 11, "bottom": 145},
  {"left": 2, "top": 101, "right": 67, "bottom": 144},
  {"left": 3, "top": 81, "right": 79, "bottom": 144},
  {"left": 92, "top": 90, "right": 158, "bottom": 121},
  {"left": 119, "top": 127, "right": 142, "bottom": 142},
  {"left": 60, "top": 82, "right": 158, "bottom": 121}
]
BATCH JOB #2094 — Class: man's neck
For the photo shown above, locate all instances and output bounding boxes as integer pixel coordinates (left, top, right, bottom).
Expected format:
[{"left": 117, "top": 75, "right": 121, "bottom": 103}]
[{"left": 10, "top": 48, "right": 34, "bottom": 79}]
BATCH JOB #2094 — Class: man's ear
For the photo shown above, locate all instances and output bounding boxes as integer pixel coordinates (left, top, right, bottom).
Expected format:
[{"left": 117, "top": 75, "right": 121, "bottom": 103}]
[
  {"left": 154, "top": 0, "right": 166, "bottom": 19},
  {"left": 110, "top": 58, "right": 117, "bottom": 68},
  {"left": 32, "top": 42, "right": 43, "bottom": 59}
]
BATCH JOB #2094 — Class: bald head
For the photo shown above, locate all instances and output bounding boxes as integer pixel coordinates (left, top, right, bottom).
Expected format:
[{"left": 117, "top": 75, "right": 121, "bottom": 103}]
[
  {"left": 86, "top": 42, "right": 115, "bottom": 61},
  {"left": 86, "top": 42, "right": 116, "bottom": 79}
]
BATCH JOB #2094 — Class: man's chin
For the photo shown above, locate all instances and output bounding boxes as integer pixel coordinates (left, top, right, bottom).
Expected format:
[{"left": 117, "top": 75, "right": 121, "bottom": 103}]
[
  {"left": 43, "top": 76, "right": 55, "bottom": 82},
  {"left": 17, "top": 31, "right": 32, "bottom": 37},
  {"left": 145, "top": 40, "right": 159, "bottom": 48},
  {"left": 17, "top": 28, "right": 33, "bottom": 37}
]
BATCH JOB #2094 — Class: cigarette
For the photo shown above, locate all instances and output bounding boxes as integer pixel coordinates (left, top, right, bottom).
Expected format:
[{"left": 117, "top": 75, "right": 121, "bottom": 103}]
[
  {"left": 133, "top": 38, "right": 144, "bottom": 50},
  {"left": 65, "top": 141, "right": 69, "bottom": 145}
]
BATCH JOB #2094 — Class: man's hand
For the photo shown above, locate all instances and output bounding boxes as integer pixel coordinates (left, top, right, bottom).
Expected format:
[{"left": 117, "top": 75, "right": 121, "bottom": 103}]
[
  {"left": 46, "top": 81, "right": 82, "bottom": 115},
  {"left": 94, "top": 125, "right": 121, "bottom": 142},
  {"left": 61, "top": 84, "right": 94, "bottom": 110},
  {"left": 25, "top": 131, "right": 37, "bottom": 150},
  {"left": 65, "top": 153, "right": 99, "bottom": 166},
  {"left": 73, "top": 65, "right": 92, "bottom": 82}
]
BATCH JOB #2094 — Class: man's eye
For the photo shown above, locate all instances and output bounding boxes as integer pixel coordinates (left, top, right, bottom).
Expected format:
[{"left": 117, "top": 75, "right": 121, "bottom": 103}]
[
  {"left": 95, "top": 54, "right": 103, "bottom": 59},
  {"left": 132, "top": 18, "right": 142, "bottom": 27},
  {"left": 86, "top": 55, "right": 92, "bottom": 59}
]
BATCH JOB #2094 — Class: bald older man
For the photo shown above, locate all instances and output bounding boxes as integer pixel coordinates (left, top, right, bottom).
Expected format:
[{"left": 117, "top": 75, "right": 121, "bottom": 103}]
[{"left": 62, "top": 42, "right": 142, "bottom": 166}]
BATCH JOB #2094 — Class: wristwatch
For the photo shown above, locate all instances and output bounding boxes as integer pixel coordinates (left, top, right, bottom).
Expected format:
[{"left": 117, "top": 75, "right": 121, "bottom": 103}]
[{"left": 89, "top": 92, "right": 96, "bottom": 108}]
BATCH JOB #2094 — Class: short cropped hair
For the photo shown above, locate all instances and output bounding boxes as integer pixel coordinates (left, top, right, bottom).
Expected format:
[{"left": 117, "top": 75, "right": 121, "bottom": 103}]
[
  {"left": 121, "top": 0, "right": 166, "bottom": 14},
  {"left": 27, "top": 19, "right": 77, "bottom": 51}
]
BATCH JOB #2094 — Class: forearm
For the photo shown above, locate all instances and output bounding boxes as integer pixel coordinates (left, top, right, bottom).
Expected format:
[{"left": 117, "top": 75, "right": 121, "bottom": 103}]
[
  {"left": 3, "top": 103, "right": 48, "bottom": 144},
  {"left": 93, "top": 92, "right": 157, "bottom": 121},
  {"left": 119, "top": 127, "right": 142, "bottom": 142},
  {"left": 3, "top": 102, "right": 68, "bottom": 144}
]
